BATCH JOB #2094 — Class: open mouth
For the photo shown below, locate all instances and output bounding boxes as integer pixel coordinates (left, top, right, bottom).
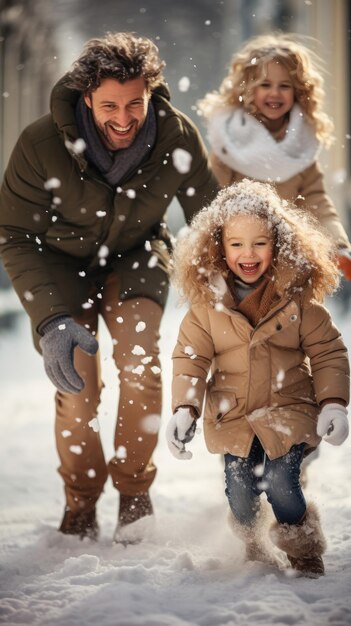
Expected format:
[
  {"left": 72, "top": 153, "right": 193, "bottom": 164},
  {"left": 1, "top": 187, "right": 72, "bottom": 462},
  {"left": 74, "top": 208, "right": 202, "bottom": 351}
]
[
  {"left": 265, "top": 102, "right": 283, "bottom": 109},
  {"left": 239, "top": 262, "right": 260, "bottom": 275},
  {"left": 109, "top": 122, "right": 134, "bottom": 136}
]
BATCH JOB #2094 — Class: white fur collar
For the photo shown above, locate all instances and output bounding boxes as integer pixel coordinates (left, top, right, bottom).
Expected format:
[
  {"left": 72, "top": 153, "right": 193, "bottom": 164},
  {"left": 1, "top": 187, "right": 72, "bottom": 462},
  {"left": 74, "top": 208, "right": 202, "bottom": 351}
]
[{"left": 207, "top": 104, "right": 320, "bottom": 183}]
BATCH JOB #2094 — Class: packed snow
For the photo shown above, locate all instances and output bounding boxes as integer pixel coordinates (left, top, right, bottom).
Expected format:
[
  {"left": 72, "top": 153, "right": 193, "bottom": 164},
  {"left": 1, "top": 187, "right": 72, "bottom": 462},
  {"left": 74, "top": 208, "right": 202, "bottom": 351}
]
[{"left": 0, "top": 289, "right": 351, "bottom": 626}]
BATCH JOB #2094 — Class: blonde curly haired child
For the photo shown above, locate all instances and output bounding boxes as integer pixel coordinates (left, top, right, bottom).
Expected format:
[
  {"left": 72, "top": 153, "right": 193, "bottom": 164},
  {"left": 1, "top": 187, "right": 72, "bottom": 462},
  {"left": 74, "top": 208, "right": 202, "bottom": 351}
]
[
  {"left": 198, "top": 32, "right": 351, "bottom": 279},
  {"left": 167, "top": 179, "right": 350, "bottom": 578}
]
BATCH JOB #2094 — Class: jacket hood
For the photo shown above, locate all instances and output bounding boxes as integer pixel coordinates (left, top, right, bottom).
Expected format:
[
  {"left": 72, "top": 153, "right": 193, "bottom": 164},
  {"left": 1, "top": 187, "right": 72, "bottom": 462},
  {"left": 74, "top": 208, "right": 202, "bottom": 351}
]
[
  {"left": 152, "top": 82, "right": 171, "bottom": 101},
  {"left": 50, "top": 75, "right": 81, "bottom": 140}
]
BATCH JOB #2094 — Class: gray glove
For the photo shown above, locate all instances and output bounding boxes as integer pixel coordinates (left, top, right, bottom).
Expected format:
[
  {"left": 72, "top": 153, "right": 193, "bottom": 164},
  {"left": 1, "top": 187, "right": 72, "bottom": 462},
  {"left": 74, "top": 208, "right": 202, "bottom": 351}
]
[{"left": 39, "top": 316, "right": 99, "bottom": 394}]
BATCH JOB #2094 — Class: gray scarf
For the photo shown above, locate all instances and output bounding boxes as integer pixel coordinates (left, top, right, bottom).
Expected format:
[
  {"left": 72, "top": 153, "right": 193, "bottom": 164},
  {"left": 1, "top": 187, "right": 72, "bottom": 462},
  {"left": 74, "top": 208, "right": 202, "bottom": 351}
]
[{"left": 75, "top": 95, "right": 157, "bottom": 186}]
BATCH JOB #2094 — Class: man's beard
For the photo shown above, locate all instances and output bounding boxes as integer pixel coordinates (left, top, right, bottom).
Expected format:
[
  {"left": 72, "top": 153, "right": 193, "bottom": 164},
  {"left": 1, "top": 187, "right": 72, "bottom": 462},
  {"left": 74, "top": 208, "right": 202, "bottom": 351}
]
[{"left": 96, "top": 119, "right": 140, "bottom": 151}]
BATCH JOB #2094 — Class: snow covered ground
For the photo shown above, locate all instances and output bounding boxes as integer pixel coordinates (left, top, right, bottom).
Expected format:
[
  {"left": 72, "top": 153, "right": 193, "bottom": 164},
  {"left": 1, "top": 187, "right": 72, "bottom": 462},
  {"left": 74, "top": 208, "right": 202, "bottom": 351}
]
[{"left": 0, "top": 288, "right": 350, "bottom": 626}]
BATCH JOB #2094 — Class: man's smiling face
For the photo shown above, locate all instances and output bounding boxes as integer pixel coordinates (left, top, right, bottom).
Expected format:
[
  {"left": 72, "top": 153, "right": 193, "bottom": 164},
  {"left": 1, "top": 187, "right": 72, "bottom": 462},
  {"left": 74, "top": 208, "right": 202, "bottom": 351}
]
[{"left": 84, "top": 76, "right": 150, "bottom": 151}]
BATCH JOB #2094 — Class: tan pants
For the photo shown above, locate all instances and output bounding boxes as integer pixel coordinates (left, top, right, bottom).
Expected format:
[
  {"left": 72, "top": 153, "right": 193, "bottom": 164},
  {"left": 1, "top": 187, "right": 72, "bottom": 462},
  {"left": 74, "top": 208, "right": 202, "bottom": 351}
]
[{"left": 54, "top": 273, "right": 163, "bottom": 513}]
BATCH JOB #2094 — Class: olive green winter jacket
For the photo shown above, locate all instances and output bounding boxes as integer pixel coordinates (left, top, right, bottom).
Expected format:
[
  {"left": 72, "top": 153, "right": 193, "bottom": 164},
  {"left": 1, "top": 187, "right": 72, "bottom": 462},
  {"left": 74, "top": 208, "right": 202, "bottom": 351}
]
[{"left": 0, "top": 77, "right": 218, "bottom": 349}]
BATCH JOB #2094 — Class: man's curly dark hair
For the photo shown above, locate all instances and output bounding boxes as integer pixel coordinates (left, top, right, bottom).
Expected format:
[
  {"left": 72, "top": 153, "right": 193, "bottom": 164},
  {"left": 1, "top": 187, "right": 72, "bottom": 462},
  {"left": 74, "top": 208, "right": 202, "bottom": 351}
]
[{"left": 65, "top": 32, "right": 165, "bottom": 93}]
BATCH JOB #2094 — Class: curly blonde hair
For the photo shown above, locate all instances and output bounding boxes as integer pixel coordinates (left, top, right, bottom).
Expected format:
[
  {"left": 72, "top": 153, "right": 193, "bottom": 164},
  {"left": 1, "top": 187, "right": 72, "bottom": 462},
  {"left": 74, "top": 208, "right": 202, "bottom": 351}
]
[
  {"left": 172, "top": 179, "right": 339, "bottom": 305},
  {"left": 198, "top": 32, "right": 333, "bottom": 146}
]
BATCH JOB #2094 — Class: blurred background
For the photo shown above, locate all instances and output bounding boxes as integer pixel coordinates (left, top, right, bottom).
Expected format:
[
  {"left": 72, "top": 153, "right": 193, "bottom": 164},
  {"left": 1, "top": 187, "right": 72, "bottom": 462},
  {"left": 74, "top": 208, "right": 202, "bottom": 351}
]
[{"left": 0, "top": 0, "right": 350, "bottom": 326}]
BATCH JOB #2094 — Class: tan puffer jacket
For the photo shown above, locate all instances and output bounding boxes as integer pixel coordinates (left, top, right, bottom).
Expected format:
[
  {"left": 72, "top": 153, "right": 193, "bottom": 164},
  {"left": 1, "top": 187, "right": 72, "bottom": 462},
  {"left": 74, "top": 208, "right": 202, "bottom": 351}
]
[{"left": 172, "top": 285, "right": 350, "bottom": 459}]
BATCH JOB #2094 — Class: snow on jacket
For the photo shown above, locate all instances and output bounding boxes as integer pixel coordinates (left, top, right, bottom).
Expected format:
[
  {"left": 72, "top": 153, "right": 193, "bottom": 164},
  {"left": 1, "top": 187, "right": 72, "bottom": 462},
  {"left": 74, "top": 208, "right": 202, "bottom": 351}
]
[
  {"left": 172, "top": 278, "right": 350, "bottom": 460},
  {"left": 0, "top": 77, "right": 218, "bottom": 350},
  {"left": 207, "top": 105, "right": 350, "bottom": 249}
]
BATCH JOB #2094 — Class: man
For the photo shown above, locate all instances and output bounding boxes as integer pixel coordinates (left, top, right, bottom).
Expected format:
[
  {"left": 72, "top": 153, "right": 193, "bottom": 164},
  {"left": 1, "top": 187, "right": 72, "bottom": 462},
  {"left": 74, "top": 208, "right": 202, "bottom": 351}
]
[{"left": 0, "top": 32, "right": 218, "bottom": 542}]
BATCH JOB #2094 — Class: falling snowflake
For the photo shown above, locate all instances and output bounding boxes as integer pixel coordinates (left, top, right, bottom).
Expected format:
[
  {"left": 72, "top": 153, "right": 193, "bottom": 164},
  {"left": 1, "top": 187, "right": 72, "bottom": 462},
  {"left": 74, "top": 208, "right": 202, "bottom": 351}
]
[
  {"left": 69, "top": 445, "right": 83, "bottom": 455},
  {"left": 98, "top": 245, "right": 109, "bottom": 262},
  {"left": 178, "top": 76, "right": 190, "bottom": 92},
  {"left": 88, "top": 418, "right": 99, "bottom": 432},
  {"left": 141, "top": 414, "right": 161, "bottom": 434},
  {"left": 275, "top": 369, "right": 285, "bottom": 390},
  {"left": 148, "top": 255, "right": 158, "bottom": 268},
  {"left": 65, "top": 138, "right": 86, "bottom": 154},
  {"left": 219, "top": 399, "right": 231, "bottom": 414},
  {"left": 141, "top": 356, "right": 153, "bottom": 364},
  {"left": 172, "top": 148, "right": 192, "bottom": 174},
  {"left": 184, "top": 345, "right": 194, "bottom": 356},
  {"left": 23, "top": 291, "right": 34, "bottom": 302},
  {"left": 186, "top": 388, "right": 196, "bottom": 400},
  {"left": 136, "top": 321, "right": 146, "bottom": 333},
  {"left": 115, "top": 446, "right": 127, "bottom": 459},
  {"left": 253, "top": 463, "right": 264, "bottom": 477},
  {"left": 132, "top": 345, "right": 146, "bottom": 356},
  {"left": 44, "top": 178, "right": 61, "bottom": 190}
]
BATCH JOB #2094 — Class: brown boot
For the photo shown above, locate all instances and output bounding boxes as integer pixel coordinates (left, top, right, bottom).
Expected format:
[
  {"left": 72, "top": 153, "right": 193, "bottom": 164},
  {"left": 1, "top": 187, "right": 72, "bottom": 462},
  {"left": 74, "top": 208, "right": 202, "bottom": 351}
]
[
  {"left": 59, "top": 507, "right": 99, "bottom": 541},
  {"left": 228, "top": 502, "right": 280, "bottom": 566},
  {"left": 113, "top": 493, "right": 154, "bottom": 544},
  {"left": 269, "top": 504, "right": 326, "bottom": 578}
]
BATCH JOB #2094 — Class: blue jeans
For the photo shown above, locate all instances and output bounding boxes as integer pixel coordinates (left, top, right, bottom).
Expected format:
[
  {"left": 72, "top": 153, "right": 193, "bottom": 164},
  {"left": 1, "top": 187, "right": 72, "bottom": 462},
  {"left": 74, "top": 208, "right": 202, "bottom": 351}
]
[{"left": 224, "top": 437, "right": 306, "bottom": 525}]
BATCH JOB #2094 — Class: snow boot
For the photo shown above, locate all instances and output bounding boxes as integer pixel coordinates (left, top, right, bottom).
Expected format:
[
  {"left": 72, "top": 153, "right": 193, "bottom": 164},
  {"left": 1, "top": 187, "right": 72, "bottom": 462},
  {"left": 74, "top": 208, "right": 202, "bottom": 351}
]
[
  {"left": 113, "top": 492, "right": 154, "bottom": 545},
  {"left": 269, "top": 503, "right": 326, "bottom": 578},
  {"left": 228, "top": 502, "right": 280, "bottom": 566},
  {"left": 59, "top": 506, "right": 99, "bottom": 540}
]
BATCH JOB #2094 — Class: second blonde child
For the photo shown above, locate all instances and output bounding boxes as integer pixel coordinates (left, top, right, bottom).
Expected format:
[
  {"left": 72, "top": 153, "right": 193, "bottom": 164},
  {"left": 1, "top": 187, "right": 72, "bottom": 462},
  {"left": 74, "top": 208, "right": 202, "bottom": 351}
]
[{"left": 198, "top": 32, "right": 351, "bottom": 278}]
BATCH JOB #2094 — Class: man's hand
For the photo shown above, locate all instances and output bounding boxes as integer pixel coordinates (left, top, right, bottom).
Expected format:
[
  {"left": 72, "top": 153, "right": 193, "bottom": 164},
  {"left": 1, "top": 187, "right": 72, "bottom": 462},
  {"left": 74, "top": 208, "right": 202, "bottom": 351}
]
[
  {"left": 317, "top": 403, "right": 349, "bottom": 446},
  {"left": 338, "top": 248, "right": 351, "bottom": 281},
  {"left": 166, "top": 407, "right": 197, "bottom": 460},
  {"left": 39, "top": 316, "right": 99, "bottom": 394}
]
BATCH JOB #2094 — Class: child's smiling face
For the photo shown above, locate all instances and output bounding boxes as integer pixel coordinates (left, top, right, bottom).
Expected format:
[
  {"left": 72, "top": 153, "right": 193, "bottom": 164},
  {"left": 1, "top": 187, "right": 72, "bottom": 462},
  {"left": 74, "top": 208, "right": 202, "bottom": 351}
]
[
  {"left": 253, "top": 60, "right": 294, "bottom": 130},
  {"left": 222, "top": 214, "right": 273, "bottom": 283}
]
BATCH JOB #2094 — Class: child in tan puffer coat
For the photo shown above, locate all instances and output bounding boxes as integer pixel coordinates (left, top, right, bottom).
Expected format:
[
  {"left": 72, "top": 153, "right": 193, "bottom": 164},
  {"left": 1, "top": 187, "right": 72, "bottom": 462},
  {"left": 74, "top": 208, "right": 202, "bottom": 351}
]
[{"left": 167, "top": 179, "right": 350, "bottom": 578}]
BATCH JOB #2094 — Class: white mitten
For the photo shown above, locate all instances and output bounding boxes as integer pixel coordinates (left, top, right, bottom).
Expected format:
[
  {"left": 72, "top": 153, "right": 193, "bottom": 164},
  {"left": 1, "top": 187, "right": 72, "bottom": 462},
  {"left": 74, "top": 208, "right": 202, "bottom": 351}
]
[
  {"left": 317, "top": 403, "right": 349, "bottom": 446},
  {"left": 166, "top": 407, "right": 197, "bottom": 460}
]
